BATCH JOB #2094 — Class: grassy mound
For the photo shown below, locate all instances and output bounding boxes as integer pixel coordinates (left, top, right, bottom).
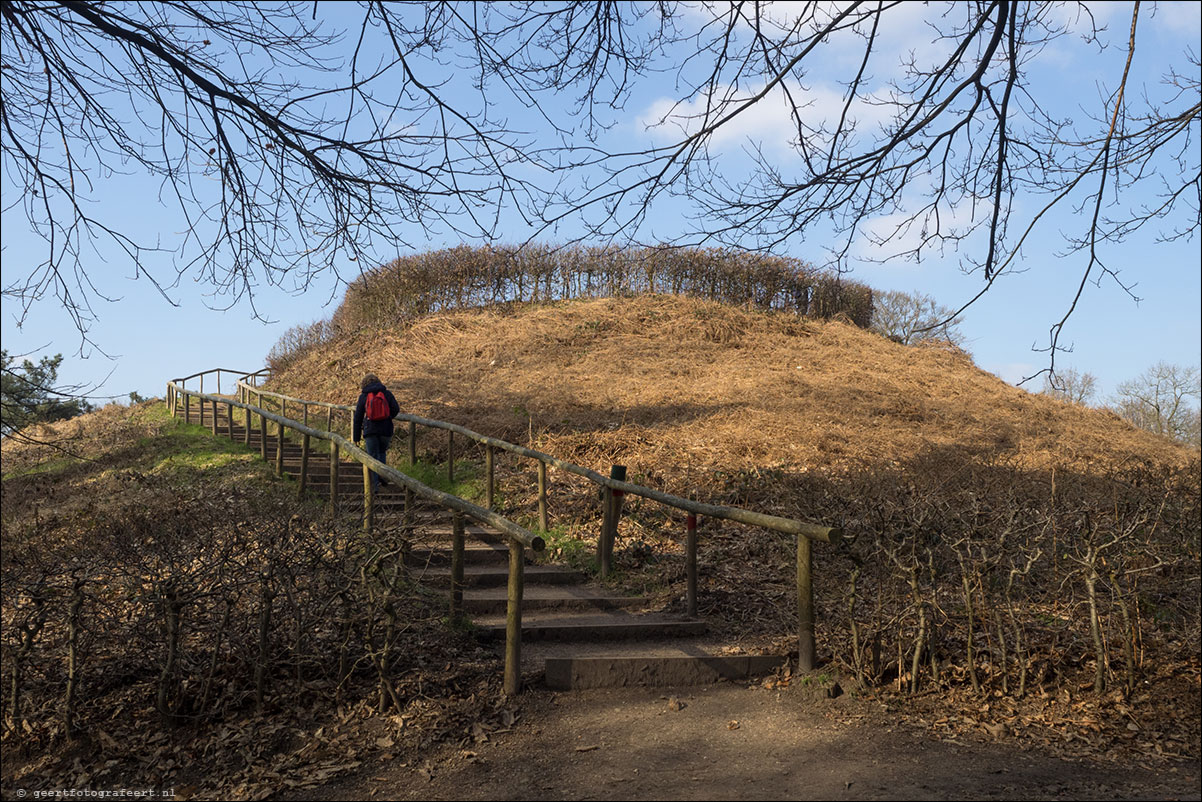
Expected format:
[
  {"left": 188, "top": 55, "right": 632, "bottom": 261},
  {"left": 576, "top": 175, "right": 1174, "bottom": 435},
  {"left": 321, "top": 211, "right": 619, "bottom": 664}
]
[{"left": 269, "top": 293, "right": 1200, "bottom": 759}]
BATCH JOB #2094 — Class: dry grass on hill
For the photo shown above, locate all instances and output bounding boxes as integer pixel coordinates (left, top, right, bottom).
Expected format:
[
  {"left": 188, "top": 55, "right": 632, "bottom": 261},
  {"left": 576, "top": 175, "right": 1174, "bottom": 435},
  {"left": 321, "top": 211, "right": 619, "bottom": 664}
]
[
  {"left": 267, "top": 294, "right": 1202, "bottom": 768},
  {"left": 275, "top": 293, "right": 1191, "bottom": 482}
]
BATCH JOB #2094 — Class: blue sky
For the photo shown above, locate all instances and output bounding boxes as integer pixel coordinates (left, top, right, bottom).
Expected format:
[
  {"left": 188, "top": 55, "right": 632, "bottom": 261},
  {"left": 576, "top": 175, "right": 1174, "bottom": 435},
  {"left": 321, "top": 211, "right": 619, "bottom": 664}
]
[{"left": 1, "top": 1, "right": 1198, "bottom": 406}]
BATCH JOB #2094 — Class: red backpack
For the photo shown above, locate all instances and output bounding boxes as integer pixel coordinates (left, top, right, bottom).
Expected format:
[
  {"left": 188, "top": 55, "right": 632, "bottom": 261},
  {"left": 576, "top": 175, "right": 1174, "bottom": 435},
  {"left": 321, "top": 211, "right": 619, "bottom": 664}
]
[{"left": 365, "top": 390, "right": 391, "bottom": 421}]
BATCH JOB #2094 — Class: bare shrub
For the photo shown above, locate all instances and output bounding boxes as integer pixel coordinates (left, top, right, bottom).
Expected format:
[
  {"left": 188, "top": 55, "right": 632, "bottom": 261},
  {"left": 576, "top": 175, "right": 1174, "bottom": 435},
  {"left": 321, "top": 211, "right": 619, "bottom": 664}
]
[
  {"left": 266, "top": 318, "right": 339, "bottom": 374},
  {"left": 329, "top": 244, "right": 874, "bottom": 334}
]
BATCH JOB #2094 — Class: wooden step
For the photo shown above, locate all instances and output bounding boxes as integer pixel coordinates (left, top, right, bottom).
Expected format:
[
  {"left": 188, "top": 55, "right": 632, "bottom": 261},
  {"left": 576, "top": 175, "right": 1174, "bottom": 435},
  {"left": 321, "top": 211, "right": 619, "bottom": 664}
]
[
  {"left": 462, "top": 586, "right": 647, "bottom": 614},
  {"left": 417, "top": 565, "right": 586, "bottom": 588},
  {"left": 472, "top": 611, "right": 706, "bottom": 642}
]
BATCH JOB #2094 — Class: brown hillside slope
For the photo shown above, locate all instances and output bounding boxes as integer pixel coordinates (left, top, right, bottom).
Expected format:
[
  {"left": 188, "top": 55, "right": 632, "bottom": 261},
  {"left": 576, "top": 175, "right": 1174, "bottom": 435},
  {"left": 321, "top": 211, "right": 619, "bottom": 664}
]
[
  {"left": 274, "top": 294, "right": 1190, "bottom": 477},
  {"left": 270, "top": 293, "right": 1202, "bottom": 764}
]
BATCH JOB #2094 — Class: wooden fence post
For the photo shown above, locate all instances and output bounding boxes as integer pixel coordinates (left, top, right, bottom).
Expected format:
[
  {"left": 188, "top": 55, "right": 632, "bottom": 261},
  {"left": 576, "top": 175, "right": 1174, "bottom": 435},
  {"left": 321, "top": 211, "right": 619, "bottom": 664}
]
[
  {"left": 504, "top": 538, "right": 524, "bottom": 696},
  {"left": 686, "top": 512, "right": 698, "bottom": 617},
  {"left": 598, "top": 464, "right": 626, "bottom": 578},
  {"left": 599, "top": 485, "right": 614, "bottom": 578},
  {"left": 244, "top": 406, "right": 252, "bottom": 446},
  {"left": 275, "top": 422, "right": 285, "bottom": 477},
  {"left": 210, "top": 399, "right": 218, "bottom": 436},
  {"left": 450, "top": 513, "right": 465, "bottom": 621},
  {"left": 363, "top": 462, "right": 374, "bottom": 531},
  {"left": 797, "top": 534, "right": 815, "bottom": 672},
  {"left": 447, "top": 430, "right": 454, "bottom": 484},
  {"left": 408, "top": 421, "right": 416, "bottom": 466},
  {"left": 329, "top": 443, "right": 339, "bottom": 513},
  {"left": 298, "top": 434, "right": 310, "bottom": 500},
  {"left": 184, "top": 393, "right": 191, "bottom": 425},
  {"left": 485, "top": 445, "right": 494, "bottom": 510},
  {"left": 227, "top": 402, "right": 234, "bottom": 440},
  {"left": 259, "top": 408, "right": 268, "bottom": 461},
  {"left": 537, "top": 461, "right": 548, "bottom": 533}
]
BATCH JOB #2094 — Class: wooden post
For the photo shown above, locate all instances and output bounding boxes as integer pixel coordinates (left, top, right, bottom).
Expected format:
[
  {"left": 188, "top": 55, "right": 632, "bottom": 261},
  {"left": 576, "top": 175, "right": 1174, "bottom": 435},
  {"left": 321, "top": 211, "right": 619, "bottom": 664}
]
[
  {"left": 329, "top": 443, "right": 340, "bottom": 513},
  {"left": 537, "top": 461, "right": 548, "bottom": 533},
  {"left": 275, "top": 422, "right": 285, "bottom": 477},
  {"left": 215, "top": 369, "right": 220, "bottom": 396},
  {"left": 504, "top": 538, "right": 524, "bottom": 696},
  {"left": 408, "top": 421, "right": 416, "bottom": 466},
  {"left": 302, "top": 404, "right": 309, "bottom": 428},
  {"left": 199, "top": 373, "right": 203, "bottom": 396},
  {"left": 259, "top": 410, "right": 268, "bottom": 461},
  {"left": 210, "top": 399, "right": 218, "bottom": 436},
  {"left": 797, "top": 534, "right": 815, "bottom": 672},
  {"left": 612, "top": 464, "right": 627, "bottom": 555},
  {"left": 447, "top": 430, "right": 454, "bottom": 484},
  {"left": 450, "top": 513, "right": 465, "bottom": 621},
  {"left": 599, "top": 464, "right": 626, "bottom": 578},
  {"left": 298, "top": 434, "right": 310, "bottom": 499},
  {"left": 599, "top": 485, "right": 614, "bottom": 579},
  {"left": 184, "top": 393, "right": 191, "bottom": 425},
  {"left": 227, "top": 402, "right": 234, "bottom": 440},
  {"left": 326, "top": 406, "right": 333, "bottom": 433},
  {"left": 686, "top": 512, "right": 698, "bottom": 617},
  {"left": 363, "top": 462, "right": 374, "bottom": 531},
  {"left": 244, "top": 406, "right": 252, "bottom": 445},
  {"left": 281, "top": 398, "right": 287, "bottom": 422},
  {"left": 485, "top": 445, "right": 495, "bottom": 510}
]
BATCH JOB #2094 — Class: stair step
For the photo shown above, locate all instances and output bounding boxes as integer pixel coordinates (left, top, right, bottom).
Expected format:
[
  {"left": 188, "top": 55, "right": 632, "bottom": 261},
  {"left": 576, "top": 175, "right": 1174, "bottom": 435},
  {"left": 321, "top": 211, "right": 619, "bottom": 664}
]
[
  {"left": 418, "top": 565, "right": 585, "bottom": 588},
  {"left": 473, "top": 611, "right": 706, "bottom": 642},
  {"left": 462, "top": 587, "right": 646, "bottom": 614},
  {"left": 544, "top": 652, "right": 787, "bottom": 690},
  {"left": 407, "top": 544, "right": 512, "bottom": 566}
]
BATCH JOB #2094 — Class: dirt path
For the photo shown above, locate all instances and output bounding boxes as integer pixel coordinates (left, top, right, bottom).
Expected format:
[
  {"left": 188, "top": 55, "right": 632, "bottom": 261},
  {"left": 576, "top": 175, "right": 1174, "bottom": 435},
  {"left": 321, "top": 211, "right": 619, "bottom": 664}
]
[{"left": 296, "top": 681, "right": 1200, "bottom": 801}]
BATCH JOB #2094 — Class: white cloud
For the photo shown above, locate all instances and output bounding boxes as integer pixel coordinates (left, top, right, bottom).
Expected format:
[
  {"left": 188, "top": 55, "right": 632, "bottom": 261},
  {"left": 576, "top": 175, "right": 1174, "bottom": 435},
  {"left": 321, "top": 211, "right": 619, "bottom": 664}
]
[
  {"left": 853, "top": 199, "right": 993, "bottom": 264},
  {"left": 636, "top": 79, "right": 893, "bottom": 156},
  {"left": 1147, "top": 0, "right": 1202, "bottom": 36}
]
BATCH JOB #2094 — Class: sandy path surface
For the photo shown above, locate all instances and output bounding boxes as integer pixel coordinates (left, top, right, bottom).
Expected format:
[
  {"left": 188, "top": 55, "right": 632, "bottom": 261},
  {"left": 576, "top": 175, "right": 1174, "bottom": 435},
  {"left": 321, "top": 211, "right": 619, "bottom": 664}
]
[{"left": 295, "top": 681, "right": 1200, "bottom": 801}]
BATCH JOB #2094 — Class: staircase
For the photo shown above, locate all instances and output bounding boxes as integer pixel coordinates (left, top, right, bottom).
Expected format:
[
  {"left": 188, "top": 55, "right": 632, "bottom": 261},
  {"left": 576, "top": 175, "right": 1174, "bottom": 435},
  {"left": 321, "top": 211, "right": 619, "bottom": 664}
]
[{"left": 179, "top": 393, "right": 789, "bottom": 689}]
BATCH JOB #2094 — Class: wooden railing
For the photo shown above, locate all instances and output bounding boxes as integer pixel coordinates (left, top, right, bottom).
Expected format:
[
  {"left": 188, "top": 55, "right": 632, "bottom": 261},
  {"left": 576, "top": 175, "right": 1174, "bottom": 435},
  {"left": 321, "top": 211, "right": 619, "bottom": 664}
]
[
  {"left": 234, "top": 374, "right": 843, "bottom": 671},
  {"left": 167, "top": 368, "right": 541, "bottom": 695}
]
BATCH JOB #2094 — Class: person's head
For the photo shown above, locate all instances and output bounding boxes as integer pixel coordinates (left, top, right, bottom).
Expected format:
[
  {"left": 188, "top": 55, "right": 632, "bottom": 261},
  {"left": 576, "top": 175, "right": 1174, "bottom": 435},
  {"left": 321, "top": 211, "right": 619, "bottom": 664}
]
[{"left": 361, "top": 373, "right": 380, "bottom": 390}]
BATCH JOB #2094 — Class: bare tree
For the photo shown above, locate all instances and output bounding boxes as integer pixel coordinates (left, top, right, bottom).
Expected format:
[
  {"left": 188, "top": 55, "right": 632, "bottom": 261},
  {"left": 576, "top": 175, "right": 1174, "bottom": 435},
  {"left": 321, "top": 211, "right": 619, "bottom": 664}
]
[
  {"left": 3, "top": 1, "right": 1198, "bottom": 365},
  {"left": 1042, "top": 367, "right": 1099, "bottom": 406},
  {"left": 869, "top": 289, "right": 965, "bottom": 347},
  {"left": 1109, "top": 362, "right": 1201, "bottom": 446},
  {"left": 1, "top": 1, "right": 541, "bottom": 340}
]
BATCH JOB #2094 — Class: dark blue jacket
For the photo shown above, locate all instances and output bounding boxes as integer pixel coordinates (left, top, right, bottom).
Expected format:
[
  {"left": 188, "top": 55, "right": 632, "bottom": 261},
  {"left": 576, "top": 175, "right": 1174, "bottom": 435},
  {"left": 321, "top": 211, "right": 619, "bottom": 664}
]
[{"left": 353, "top": 381, "right": 400, "bottom": 442}]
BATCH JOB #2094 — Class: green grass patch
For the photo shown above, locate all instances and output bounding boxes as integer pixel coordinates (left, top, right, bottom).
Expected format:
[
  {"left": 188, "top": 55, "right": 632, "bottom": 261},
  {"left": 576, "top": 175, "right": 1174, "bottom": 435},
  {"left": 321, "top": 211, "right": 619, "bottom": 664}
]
[
  {"left": 534, "top": 523, "right": 597, "bottom": 574},
  {"left": 393, "top": 458, "right": 487, "bottom": 502}
]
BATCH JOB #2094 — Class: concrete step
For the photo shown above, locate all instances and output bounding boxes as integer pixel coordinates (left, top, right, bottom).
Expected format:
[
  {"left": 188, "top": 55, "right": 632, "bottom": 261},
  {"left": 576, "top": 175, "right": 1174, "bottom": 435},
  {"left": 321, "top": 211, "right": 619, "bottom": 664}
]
[{"left": 472, "top": 611, "right": 706, "bottom": 642}]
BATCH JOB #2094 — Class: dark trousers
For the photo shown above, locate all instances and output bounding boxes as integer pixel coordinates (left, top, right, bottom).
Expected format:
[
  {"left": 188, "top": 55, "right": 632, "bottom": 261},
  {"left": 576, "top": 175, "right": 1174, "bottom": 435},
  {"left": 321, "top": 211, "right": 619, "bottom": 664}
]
[{"left": 364, "top": 434, "right": 391, "bottom": 490}]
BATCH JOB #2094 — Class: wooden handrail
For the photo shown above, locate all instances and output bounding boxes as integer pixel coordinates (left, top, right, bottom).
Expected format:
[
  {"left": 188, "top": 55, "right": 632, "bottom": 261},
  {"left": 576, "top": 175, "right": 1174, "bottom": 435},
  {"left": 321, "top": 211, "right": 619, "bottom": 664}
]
[
  {"left": 168, "top": 379, "right": 540, "bottom": 693},
  {"left": 230, "top": 369, "right": 842, "bottom": 672},
  {"left": 237, "top": 381, "right": 840, "bottom": 544},
  {"left": 169, "top": 382, "right": 544, "bottom": 551},
  {"left": 171, "top": 368, "right": 260, "bottom": 384}
]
